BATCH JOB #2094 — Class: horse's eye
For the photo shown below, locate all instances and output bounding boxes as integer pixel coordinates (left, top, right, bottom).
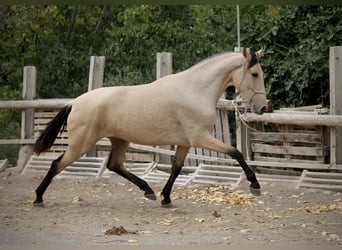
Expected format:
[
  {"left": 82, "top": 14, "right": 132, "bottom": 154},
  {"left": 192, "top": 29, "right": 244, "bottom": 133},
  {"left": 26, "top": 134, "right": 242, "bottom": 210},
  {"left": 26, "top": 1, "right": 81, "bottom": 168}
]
[{"left": 251, "top": 72, "right": 258, "bottom": 78}]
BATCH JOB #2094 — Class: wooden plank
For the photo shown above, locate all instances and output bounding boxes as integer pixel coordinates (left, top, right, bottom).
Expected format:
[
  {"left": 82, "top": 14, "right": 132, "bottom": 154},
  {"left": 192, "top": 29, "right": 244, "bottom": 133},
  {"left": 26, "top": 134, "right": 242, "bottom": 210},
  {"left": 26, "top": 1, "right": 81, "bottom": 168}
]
[
  {"left": 21, "top": 66, "right": 36, "bottom": 142},
  {"left": 0, "top": 139, "right": 35, "bottom": 145},
  {"left": 246, "top": 160, "right": 330, "bottom": 170},
  {"left": 126, "top": 152, "right": 154, "bottom": 162},
  {"left": 0, "top": 159, "right": 9, "bottom": 171},
  {"left": 221, "top": 109, "right": 230, "bottom": 146},
  {"left": 297, "top": 183, "right": 342, "bottom": 191},
  {"left": 251, "top": 143, "right": 325, "bottom": 157},
  {"left": 0, "top": 99, "right": 73, "bottom": 109},
  {"left": 296, "top": 169, "right": 342, "bottom": 191},
  {"left": 250, "top": 132, "right": 323, "bottom": 144},
  {"left": 302, "top": 177, "right": 342, "bottom": 185},
  {"left": 22, "top": 154, "right": 107, "bottom": 178},
  {"left": 126, "top": 143, "right": 236, "bottom": 164},
  {"left": 242, "top": 113, "right": 342, "bottom": 127},
  {"left": 330, "top": 47, "right": 342, "bottom": 168},
  {"left": 281, "top": 124, "right": 291, "bottom": 161},
  {"left": 88, "top": 56, "right": 105, "bottom": 91},
  {"left": 253, "top": 155, "right": 326, "bottom": 164},
  {"left": 304, "top": 171, "right": 342, "bottom": 178}
]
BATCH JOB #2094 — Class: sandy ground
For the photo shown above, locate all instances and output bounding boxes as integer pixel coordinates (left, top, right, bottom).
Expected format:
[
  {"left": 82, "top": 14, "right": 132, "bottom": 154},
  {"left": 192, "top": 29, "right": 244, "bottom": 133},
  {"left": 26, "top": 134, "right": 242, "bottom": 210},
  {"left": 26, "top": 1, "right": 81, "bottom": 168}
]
[{"left": 0, "top": 167, "right": 341, "bottom": 246}]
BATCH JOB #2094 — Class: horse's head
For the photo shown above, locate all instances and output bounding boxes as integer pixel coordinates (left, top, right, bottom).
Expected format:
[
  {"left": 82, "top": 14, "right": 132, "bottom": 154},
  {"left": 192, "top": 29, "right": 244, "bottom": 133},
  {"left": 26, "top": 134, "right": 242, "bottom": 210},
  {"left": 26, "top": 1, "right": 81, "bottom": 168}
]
[{"left": 233, "top": 48, "right": 267, "bottom": 115}]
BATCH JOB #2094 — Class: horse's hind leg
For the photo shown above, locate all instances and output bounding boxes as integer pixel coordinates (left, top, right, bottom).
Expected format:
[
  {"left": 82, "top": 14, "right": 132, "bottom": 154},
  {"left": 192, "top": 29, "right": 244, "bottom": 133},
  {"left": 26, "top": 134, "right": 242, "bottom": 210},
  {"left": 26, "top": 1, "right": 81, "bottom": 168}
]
[
  {"left": 161, "top": 146, "right": 189, "bottom": 207},
  {"left": 34, "top": 154, "right": 63, "bottom": 206},
  {"left": 107, "top": 138, "right": 156, "bottom": 200},
  {"left": 34, "top": 141, "right": 93, "bottom": 206}
]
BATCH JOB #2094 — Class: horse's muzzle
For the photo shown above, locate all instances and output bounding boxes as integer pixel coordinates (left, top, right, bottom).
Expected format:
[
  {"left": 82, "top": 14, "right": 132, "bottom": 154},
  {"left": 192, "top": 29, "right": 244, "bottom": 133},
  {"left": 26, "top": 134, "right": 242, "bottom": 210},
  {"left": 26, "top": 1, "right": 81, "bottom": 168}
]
[
  {"left": 251, "top": 101, "right": 267, "bottom": 115},
  {"left": 252, "top": 99, "right": 273, "bottom": 115},
  {"left": 257, "top": 105, "right": 266, "bottom": 115}
]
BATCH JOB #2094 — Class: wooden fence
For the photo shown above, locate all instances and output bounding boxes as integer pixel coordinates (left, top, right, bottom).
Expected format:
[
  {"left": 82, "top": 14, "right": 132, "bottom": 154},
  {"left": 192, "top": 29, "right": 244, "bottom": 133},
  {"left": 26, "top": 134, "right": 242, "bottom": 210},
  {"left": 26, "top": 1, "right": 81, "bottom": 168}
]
[{"left": 1, "top": 49, "right": 342, "bottom": 173}]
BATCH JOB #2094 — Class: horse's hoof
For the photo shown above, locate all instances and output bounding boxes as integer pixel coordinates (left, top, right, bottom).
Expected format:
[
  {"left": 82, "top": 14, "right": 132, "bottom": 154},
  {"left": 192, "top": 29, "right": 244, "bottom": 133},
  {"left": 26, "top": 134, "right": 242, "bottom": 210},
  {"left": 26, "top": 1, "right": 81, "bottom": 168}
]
[
  {"left": 33, "top": 201, "right": 45, "bottom": 207},
  {"left": 161, "top": 200, "right": 174, "bottom": 208},
  {"left": 249, "top": 185, "right": 261, "bottom": 196},
  {"left": 144, "top": 192, "right": 157, "bottom": 201}
]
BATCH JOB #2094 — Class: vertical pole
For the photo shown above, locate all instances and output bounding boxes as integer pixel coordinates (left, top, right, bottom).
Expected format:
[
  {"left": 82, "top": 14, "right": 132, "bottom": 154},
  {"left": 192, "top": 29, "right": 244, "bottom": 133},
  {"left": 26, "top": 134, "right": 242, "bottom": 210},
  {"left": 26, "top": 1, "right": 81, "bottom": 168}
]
[
  {"left": 156, "top": 52, "right": 172, "bottom": 164},
  {"left": 234, "top": 47, "right": 248, "bottom": 159},
  {"left": 88, "top": 56, "right": 105, "bottom": 91},
  {"left": 21, "top": 66, "right": 36, "bottom": 140},
  {"left": 18, "top": 66, "right": 36, "bottom": 170},
  {"left": 234, "top": 5, "right": 247, "bottom": 157},
  {"left": 87, "top": 56, "right": 105, "bottom": 157},
  {"left": 156, "top": 52, "right": 172, "bottom": 79},
  {"left": 236, "top": 5, "right": 240, "bottom": 49},
  {"left": 330, "top": 46, "right": 342, "bottom": 169}
]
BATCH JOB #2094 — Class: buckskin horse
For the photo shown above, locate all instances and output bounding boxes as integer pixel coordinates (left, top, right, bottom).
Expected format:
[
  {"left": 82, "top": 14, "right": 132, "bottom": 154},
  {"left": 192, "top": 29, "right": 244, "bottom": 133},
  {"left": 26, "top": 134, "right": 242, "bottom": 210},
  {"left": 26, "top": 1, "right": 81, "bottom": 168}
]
[{"left": 33, "top": 48, "right": 267, "bottom": 207}]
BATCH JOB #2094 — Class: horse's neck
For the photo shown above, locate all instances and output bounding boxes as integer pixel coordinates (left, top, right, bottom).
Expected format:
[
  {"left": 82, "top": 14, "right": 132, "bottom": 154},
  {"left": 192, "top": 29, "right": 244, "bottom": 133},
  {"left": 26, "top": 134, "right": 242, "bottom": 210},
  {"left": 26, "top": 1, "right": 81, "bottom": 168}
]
[{"left": 184, "top": 53, "right": 243, "bottom": 103}]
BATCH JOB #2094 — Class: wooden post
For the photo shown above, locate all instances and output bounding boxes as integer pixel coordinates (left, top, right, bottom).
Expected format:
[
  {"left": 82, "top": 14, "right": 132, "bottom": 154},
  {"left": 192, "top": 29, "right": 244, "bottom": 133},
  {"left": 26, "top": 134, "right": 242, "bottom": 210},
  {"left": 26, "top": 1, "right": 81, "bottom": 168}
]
[
  {"left": 18, "top": 66, "right": 36, "bottom": 170},
  {"left": 236, "top": 115, "right": 248, "bottom": 158},
  {"left": 233, "top": 47, "right": 250, "bottom": 159},
  {"left": 87, "top": 56, "right": 105, "bottom": 156},
  {"left": 156, "top": 52, "right": 172, "bottom": 164},
  {"left": 330, "top": 46, "right": 342, "bottom": 169},
  {"left": 88, "top": 56, "right": 105, "bottom": 91},
  {"left": 157, "top": 52, "right": 172, "bottom": 79}
]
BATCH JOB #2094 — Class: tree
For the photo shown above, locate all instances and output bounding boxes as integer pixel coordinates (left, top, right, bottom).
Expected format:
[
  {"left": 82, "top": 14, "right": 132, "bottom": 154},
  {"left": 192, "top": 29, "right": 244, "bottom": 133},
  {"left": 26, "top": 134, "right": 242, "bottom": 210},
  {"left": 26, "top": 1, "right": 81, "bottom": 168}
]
[
  {"left": 1, "top": 5, "right": 341, "bottom": 163},
  {"left": 241, "top": 5, "right": 342, "bottom": 108}
]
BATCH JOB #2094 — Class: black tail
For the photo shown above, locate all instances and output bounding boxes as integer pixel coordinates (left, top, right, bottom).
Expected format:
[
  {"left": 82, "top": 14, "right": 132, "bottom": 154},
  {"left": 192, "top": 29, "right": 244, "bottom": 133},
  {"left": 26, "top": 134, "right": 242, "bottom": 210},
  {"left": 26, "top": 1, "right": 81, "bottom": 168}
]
[{"left": 33, "top": 104, "right": 72, "bottom": 155}]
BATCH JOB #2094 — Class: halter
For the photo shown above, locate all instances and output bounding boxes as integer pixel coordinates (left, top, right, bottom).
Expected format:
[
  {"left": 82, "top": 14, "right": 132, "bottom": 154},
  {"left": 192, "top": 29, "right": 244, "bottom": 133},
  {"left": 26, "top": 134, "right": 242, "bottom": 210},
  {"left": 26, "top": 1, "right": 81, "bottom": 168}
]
[{"left": 237, "top": 62, "right": 266, "bottom": 104}]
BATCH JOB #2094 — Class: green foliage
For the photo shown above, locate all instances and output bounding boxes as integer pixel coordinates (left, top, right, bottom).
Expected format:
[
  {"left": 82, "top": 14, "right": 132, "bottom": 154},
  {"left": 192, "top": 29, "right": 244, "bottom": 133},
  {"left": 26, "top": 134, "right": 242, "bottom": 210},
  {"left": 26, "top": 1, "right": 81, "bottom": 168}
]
[
  {"left": 0, "top": 86, "right": 21, "bottom": 165},
  {"left": 241, "top": 5, "right": 342, "bottom": 108},
  {"left": 2, "top": 5, "right": 340, "bottom": 107},
  {"left": 0, "top": 5, "right": 341, "bottom": 161}
]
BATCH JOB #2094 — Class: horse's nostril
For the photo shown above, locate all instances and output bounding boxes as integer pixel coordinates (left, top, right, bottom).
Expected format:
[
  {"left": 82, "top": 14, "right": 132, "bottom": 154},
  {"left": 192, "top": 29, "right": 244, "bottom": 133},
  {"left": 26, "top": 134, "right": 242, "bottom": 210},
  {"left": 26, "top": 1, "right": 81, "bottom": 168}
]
[{"left": 259, "top": 106, "right": 266, "bottom": 115}]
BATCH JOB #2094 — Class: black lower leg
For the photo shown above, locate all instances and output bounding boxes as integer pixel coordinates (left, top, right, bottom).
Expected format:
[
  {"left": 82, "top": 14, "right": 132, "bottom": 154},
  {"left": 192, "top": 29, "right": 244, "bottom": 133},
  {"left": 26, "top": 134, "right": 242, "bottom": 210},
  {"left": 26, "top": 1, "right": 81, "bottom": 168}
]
[
  {"left": 228, "top": 148, "right": 260, "bottom": 194},
  {"left": 111, "top": 165, "right": 156, "bottom": 200},
  {"left": 34, "top": 155, "right": 62, "bottom": 205},
  {"left": 161, "top": 163, "right": 182, "bottom": 206}
]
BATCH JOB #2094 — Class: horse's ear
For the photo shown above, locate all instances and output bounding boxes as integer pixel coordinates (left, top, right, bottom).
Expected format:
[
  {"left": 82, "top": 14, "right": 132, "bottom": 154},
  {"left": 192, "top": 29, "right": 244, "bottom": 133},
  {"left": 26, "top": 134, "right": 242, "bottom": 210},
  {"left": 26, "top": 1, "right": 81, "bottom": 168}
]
[
  {"left": 242, "top": 47, "right": 250, "bottom": 59},
  {"left": 255, "top": 48, "right": 265, "bottom": 59}
]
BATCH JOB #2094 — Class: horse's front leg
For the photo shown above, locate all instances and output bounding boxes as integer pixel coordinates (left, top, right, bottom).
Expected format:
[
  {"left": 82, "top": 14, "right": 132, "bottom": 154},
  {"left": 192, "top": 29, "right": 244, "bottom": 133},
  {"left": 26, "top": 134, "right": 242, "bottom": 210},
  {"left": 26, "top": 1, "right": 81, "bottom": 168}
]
[
  {"left": 161, "top": 145, "right": 190, "bottom": 207},
  {"left": 193, "top": 133, "right": 260, "bottom": 196},
  {"left": 107, "top": 138, "right": 156, "bottom": 200}
]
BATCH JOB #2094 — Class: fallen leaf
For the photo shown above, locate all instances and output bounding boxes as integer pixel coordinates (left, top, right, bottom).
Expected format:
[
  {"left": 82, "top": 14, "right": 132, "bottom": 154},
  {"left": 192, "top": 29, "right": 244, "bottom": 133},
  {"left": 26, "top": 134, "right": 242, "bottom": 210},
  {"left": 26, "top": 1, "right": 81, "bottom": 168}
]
[
  {"left": 240, "top": 229, "right": 252, "bottom": 234},
  {"left": 104, "top": 226, "right": 138, "bottom": 236},
  {"left": 195, "top": 218, "right": 205, "bottom": 223},
  {"left": 157, "top": 219, "right": 174, "bottom": 226},
  {"left": 212, "top": 210, "right": 221, "bottom": 218},
  {"left": 128, "top": 239, "right": 138, "bottom": 243}
]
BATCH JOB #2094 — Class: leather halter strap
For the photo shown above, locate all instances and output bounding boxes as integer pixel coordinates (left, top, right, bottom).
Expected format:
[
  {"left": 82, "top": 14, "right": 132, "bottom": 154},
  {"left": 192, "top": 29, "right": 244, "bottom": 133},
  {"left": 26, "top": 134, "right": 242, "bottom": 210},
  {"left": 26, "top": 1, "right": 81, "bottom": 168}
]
[{"left": 237, "top": 62, "right": 266, "bottom": 104}]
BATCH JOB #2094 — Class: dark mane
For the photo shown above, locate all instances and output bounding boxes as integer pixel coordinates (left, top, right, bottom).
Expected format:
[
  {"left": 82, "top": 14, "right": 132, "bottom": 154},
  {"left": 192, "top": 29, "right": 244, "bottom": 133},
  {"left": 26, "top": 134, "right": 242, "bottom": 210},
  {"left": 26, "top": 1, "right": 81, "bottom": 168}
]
[{"left": 248, "top": 51, "right": 258, "bottom": 68}]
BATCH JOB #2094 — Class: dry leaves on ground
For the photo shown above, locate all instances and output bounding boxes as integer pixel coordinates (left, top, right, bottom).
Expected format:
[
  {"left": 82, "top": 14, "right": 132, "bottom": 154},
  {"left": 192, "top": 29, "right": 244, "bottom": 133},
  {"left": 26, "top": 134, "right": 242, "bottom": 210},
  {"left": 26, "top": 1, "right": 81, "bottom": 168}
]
[
  {"left": 104, "top": 225, "right": 138, "bottom": 235},
  {"left": 174, "top": 185, "right": 255, "bottom": 206},
  {"left": 303, "top": 198, "right": 342, "bottom": 213}
]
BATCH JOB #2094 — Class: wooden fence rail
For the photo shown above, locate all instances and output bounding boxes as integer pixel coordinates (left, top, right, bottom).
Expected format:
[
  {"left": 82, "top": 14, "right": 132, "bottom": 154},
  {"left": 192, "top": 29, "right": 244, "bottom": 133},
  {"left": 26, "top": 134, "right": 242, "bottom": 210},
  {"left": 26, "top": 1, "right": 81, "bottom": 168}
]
[
  {"left": 1, "top": 49, "right": 342, "bottom": 173},
  {"left": 242, "top": 112, "right": 342, "bottom": 127},
  {"left": 0, "top": 99, "right": 73, "bottom": 109}
]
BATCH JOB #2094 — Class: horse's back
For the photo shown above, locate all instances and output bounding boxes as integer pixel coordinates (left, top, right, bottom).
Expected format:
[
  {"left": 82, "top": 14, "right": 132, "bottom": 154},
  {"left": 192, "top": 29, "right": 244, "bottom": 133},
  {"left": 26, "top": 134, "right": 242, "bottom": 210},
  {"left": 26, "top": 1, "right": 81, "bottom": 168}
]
[{"left": 67, "top": 84, "right": 190, "bottom": 146}]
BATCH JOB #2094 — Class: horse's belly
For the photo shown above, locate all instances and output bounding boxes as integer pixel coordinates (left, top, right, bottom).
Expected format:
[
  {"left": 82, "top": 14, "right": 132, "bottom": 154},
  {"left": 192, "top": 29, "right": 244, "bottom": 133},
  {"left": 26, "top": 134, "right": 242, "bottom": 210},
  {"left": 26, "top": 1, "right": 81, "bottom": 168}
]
[
  {"left": 114, "top": 123, "right": 189, "bottom": 146},
  {"left": 108, "top": 115, "right": 189, "bottom": 146}
]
